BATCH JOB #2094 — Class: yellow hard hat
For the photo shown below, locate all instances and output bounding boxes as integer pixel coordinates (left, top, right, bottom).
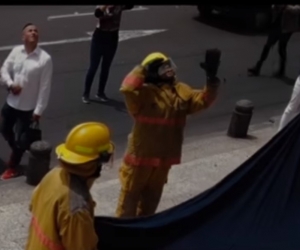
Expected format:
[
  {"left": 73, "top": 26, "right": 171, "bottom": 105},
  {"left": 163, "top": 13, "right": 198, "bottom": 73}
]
[
  {"left": 56, "top": 122, "right": 114, "bottom": 165},
  {"left": 141, "top": 52, "right": 168, "bottom": 67}
]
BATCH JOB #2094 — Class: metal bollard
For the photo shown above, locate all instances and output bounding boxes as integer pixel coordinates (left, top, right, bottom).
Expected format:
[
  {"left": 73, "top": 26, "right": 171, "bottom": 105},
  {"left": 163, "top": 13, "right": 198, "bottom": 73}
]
[
  {"left": 26, "top": 141, "right": 52, "bottom": 186},
  {"left": 227, "top": 100, "right": 254, "bottom": 138}
]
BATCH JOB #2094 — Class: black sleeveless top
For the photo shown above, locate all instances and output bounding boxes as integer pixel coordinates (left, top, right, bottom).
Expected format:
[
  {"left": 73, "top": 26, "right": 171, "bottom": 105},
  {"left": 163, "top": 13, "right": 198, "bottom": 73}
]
[{"left": 95, "top": 6, "right": 123, "bottom": 32}]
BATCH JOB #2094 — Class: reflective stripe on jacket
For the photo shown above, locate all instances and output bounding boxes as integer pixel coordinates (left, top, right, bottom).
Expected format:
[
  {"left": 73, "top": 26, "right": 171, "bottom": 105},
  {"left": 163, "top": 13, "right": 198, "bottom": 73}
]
[{"left": 120, "top": 66, "right": 219, "bottom": 167}]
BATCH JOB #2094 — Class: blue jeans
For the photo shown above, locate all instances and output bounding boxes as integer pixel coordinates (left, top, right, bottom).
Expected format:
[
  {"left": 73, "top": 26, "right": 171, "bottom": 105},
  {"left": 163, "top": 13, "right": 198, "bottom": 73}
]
[
  {"left": 83, "top": 29, "right": 119, "bottom": 97},
  {"left": 0, "top": 103, "right": 33, "bottom": 169}
]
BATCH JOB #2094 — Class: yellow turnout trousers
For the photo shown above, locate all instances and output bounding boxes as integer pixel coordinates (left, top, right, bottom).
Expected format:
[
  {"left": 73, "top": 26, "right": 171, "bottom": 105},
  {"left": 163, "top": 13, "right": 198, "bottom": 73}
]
[{"left": 116, "top": 163, "right": 171, "bottom": 217}]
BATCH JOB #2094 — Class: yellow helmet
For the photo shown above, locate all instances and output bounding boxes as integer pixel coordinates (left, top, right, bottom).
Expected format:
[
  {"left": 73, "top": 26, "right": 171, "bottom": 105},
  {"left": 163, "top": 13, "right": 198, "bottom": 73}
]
[
  {"left": 56, "top": 122, "right": 114, "bottom": 165},
  {"left": 141, "top": 52, "right": 168, "bottom": 67}
]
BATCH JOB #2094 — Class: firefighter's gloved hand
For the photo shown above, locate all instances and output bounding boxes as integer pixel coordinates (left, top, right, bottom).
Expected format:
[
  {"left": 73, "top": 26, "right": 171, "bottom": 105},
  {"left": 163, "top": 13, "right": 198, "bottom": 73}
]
[{"left": 200, "top": 48, "right": 221, "bottom": 80}]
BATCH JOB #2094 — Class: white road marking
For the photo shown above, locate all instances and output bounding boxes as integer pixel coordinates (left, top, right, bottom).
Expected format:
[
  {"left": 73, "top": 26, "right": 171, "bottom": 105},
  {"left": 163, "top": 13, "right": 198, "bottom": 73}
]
[
  {"left": 47, "top": 6, "right": 148, "bottom": 20},
  {"left": 86, "top": 29, "right": 166, "bottom": 41},
  {"left": 0, "top": 29, "right": 167, "bottom": 52}
]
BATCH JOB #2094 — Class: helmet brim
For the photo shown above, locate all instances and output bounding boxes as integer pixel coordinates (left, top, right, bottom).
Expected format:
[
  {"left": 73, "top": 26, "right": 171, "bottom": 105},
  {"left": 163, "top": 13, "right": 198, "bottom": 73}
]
[
  {"left": 56, "top": 144, "right": 98, "bottom": 165},
  {"left": 56, "top": 142, "right": 115, "bottom": 165}
]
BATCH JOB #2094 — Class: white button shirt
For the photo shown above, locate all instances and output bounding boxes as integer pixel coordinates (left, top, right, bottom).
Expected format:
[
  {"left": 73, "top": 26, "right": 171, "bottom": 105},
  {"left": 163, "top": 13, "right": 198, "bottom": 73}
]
[
  {"left": 0, "top": 45, "right": 53, "bottom": 116},
  {"left": 278, "top": 76, "right": 300, "bottom": 131}
]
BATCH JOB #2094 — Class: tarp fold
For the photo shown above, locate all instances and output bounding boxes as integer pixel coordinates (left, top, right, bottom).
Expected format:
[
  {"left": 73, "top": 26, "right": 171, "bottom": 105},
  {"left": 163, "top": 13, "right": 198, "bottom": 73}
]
[{"left": 95, "top": 114, "right": 300, "bottom": 250}]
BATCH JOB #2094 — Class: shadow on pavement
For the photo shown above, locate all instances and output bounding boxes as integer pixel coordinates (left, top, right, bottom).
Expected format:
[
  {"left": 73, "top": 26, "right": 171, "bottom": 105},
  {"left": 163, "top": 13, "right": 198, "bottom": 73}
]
[
  {"left": 244, "top": 135, "right": 258, "bottom": 140},
  {"left": 90, "top": 98, "right": 128, "bottom": 113},
  {"left": 279, "top": 76, "right": 295, "bottom": 86},
  {"left": 253, "top": 74, "right": 296, "bottom": 86},
  {"left": 193, "top": 15, "right": 268, "bottom": 37}
]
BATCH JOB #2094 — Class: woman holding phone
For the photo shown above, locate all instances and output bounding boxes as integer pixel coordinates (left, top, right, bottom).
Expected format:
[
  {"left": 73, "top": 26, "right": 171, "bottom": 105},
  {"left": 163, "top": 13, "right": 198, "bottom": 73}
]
[{"left": 82, "top": 5, "right": 134, "bottom": 104}]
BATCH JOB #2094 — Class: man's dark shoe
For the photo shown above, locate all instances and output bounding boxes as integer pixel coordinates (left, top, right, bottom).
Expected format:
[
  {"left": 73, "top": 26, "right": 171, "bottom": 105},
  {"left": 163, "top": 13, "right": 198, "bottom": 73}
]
[
  {"left": 82, "top": 96, "right": 90, "bottom": 104},
  {"left": 95, "top": 93, "right": 109, "bottom": 102},
  {"left": 247, "top": 67, "right": 260, "bottom": 76}
]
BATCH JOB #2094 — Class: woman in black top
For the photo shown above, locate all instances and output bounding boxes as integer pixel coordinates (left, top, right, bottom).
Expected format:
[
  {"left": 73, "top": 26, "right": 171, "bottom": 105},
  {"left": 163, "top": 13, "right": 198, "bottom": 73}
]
[{"left": 82, "top": 5, "right": 134, "bottom": 104}]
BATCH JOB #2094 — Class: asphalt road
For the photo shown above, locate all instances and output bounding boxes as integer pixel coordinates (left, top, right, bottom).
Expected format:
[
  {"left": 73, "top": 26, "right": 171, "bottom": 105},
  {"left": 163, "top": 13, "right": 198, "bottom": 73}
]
[{"left": 0, "top": 5, "right": 299, "bottom": 168}]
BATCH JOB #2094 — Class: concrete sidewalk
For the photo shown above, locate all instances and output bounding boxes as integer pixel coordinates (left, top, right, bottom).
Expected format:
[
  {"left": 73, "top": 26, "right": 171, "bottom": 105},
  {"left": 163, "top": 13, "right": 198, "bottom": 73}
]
[{"left": 0, "top": 119, "right": 279, "bottom": 250}]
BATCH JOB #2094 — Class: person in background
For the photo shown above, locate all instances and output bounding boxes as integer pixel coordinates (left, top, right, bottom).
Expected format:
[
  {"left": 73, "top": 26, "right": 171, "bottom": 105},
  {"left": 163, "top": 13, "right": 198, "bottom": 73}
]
[
  {"left": 248, "top": 5, "right": 300, "bottom": 77},
  {"left": 25, "top": 122, "right": 115, "bottom": 250},
  {"left": 115, "top": 50, "right": 221, "bottom": 218},
  {"left": 82, "top": 5, "right": 134, "bottom": 104},
  {"left": 278, "top": 75, "right": 300, "bottom": 131},
  {"left": 0, "top": 23, "right": 53, "bottom": 180}
]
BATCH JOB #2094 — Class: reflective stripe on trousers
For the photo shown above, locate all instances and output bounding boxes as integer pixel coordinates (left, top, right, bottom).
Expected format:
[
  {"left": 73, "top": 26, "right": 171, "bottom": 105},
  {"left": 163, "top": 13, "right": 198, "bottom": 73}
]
[{"left": 124, "top": 154, "right": 180, "bottom": 167}]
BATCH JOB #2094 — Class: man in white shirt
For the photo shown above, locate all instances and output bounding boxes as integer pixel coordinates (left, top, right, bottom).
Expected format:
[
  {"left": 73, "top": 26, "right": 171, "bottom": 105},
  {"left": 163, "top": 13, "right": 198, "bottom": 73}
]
[
  {"left": 0, "top": 23, "right": 53, "bottom": 180},
  {"left": 278, "top": 75, "right": 300, "bottom": 131}
]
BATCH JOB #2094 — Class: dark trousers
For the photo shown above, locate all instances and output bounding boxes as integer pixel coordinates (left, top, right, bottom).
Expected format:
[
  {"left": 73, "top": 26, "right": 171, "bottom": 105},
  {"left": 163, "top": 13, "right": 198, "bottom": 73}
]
[
  {"left": 83, "top": 29, "right": 119, "bottom": 97},
  {"left": 256, "top": 28, "right": 293, "bottom": 71},
  {"left": 0, "top": 103, "right": 33, "bottom": 169}
]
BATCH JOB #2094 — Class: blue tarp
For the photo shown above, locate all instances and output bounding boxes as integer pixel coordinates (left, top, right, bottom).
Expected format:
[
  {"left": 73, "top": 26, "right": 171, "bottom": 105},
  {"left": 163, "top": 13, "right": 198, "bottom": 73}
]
[{"left": 95, "top": 114, "right": 300, "bottom": 250}]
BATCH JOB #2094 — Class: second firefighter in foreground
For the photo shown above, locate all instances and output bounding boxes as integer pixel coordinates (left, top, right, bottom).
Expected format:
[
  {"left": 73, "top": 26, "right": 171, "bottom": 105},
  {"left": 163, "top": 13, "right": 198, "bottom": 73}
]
[
  {"left": 116, "top": 50, "right": 222, "bottom": 217},
  {"left": 26, "top": 122, "right": 114, "bottom": 250}
]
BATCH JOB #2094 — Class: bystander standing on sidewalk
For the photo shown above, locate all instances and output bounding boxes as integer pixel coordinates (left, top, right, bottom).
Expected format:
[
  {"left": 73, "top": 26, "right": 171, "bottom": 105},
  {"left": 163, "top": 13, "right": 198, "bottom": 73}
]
[
  {"left": 0, "top": 23, "right": 53, "bottom": 180},
  {"left": 248, "top": 5, "right": 300, "bottom": 77},
  {"left": 82, "top": 5, "right": 134, "bottom": 104}
]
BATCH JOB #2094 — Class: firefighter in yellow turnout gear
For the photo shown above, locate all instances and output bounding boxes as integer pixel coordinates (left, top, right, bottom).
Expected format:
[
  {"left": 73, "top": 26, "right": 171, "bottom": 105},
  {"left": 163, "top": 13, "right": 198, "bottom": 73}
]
[
  {"left": 25, "top": 122, "right": 114, "bottom": 250},
  {"left": 116, "top": 50, "right": 222, "bottom": 217}
]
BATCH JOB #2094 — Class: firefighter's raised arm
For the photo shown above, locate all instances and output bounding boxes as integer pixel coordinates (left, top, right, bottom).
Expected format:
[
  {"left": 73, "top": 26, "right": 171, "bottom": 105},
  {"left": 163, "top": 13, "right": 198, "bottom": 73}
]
[
  {"left": 120, "top": 65, "right": 147, "bottom": 116},
  {"left": 187, "top": 48, "right": 221, "bottom": 114},
  {"left": 185, "top": 79, "right": 220, "bottom": 115}
]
